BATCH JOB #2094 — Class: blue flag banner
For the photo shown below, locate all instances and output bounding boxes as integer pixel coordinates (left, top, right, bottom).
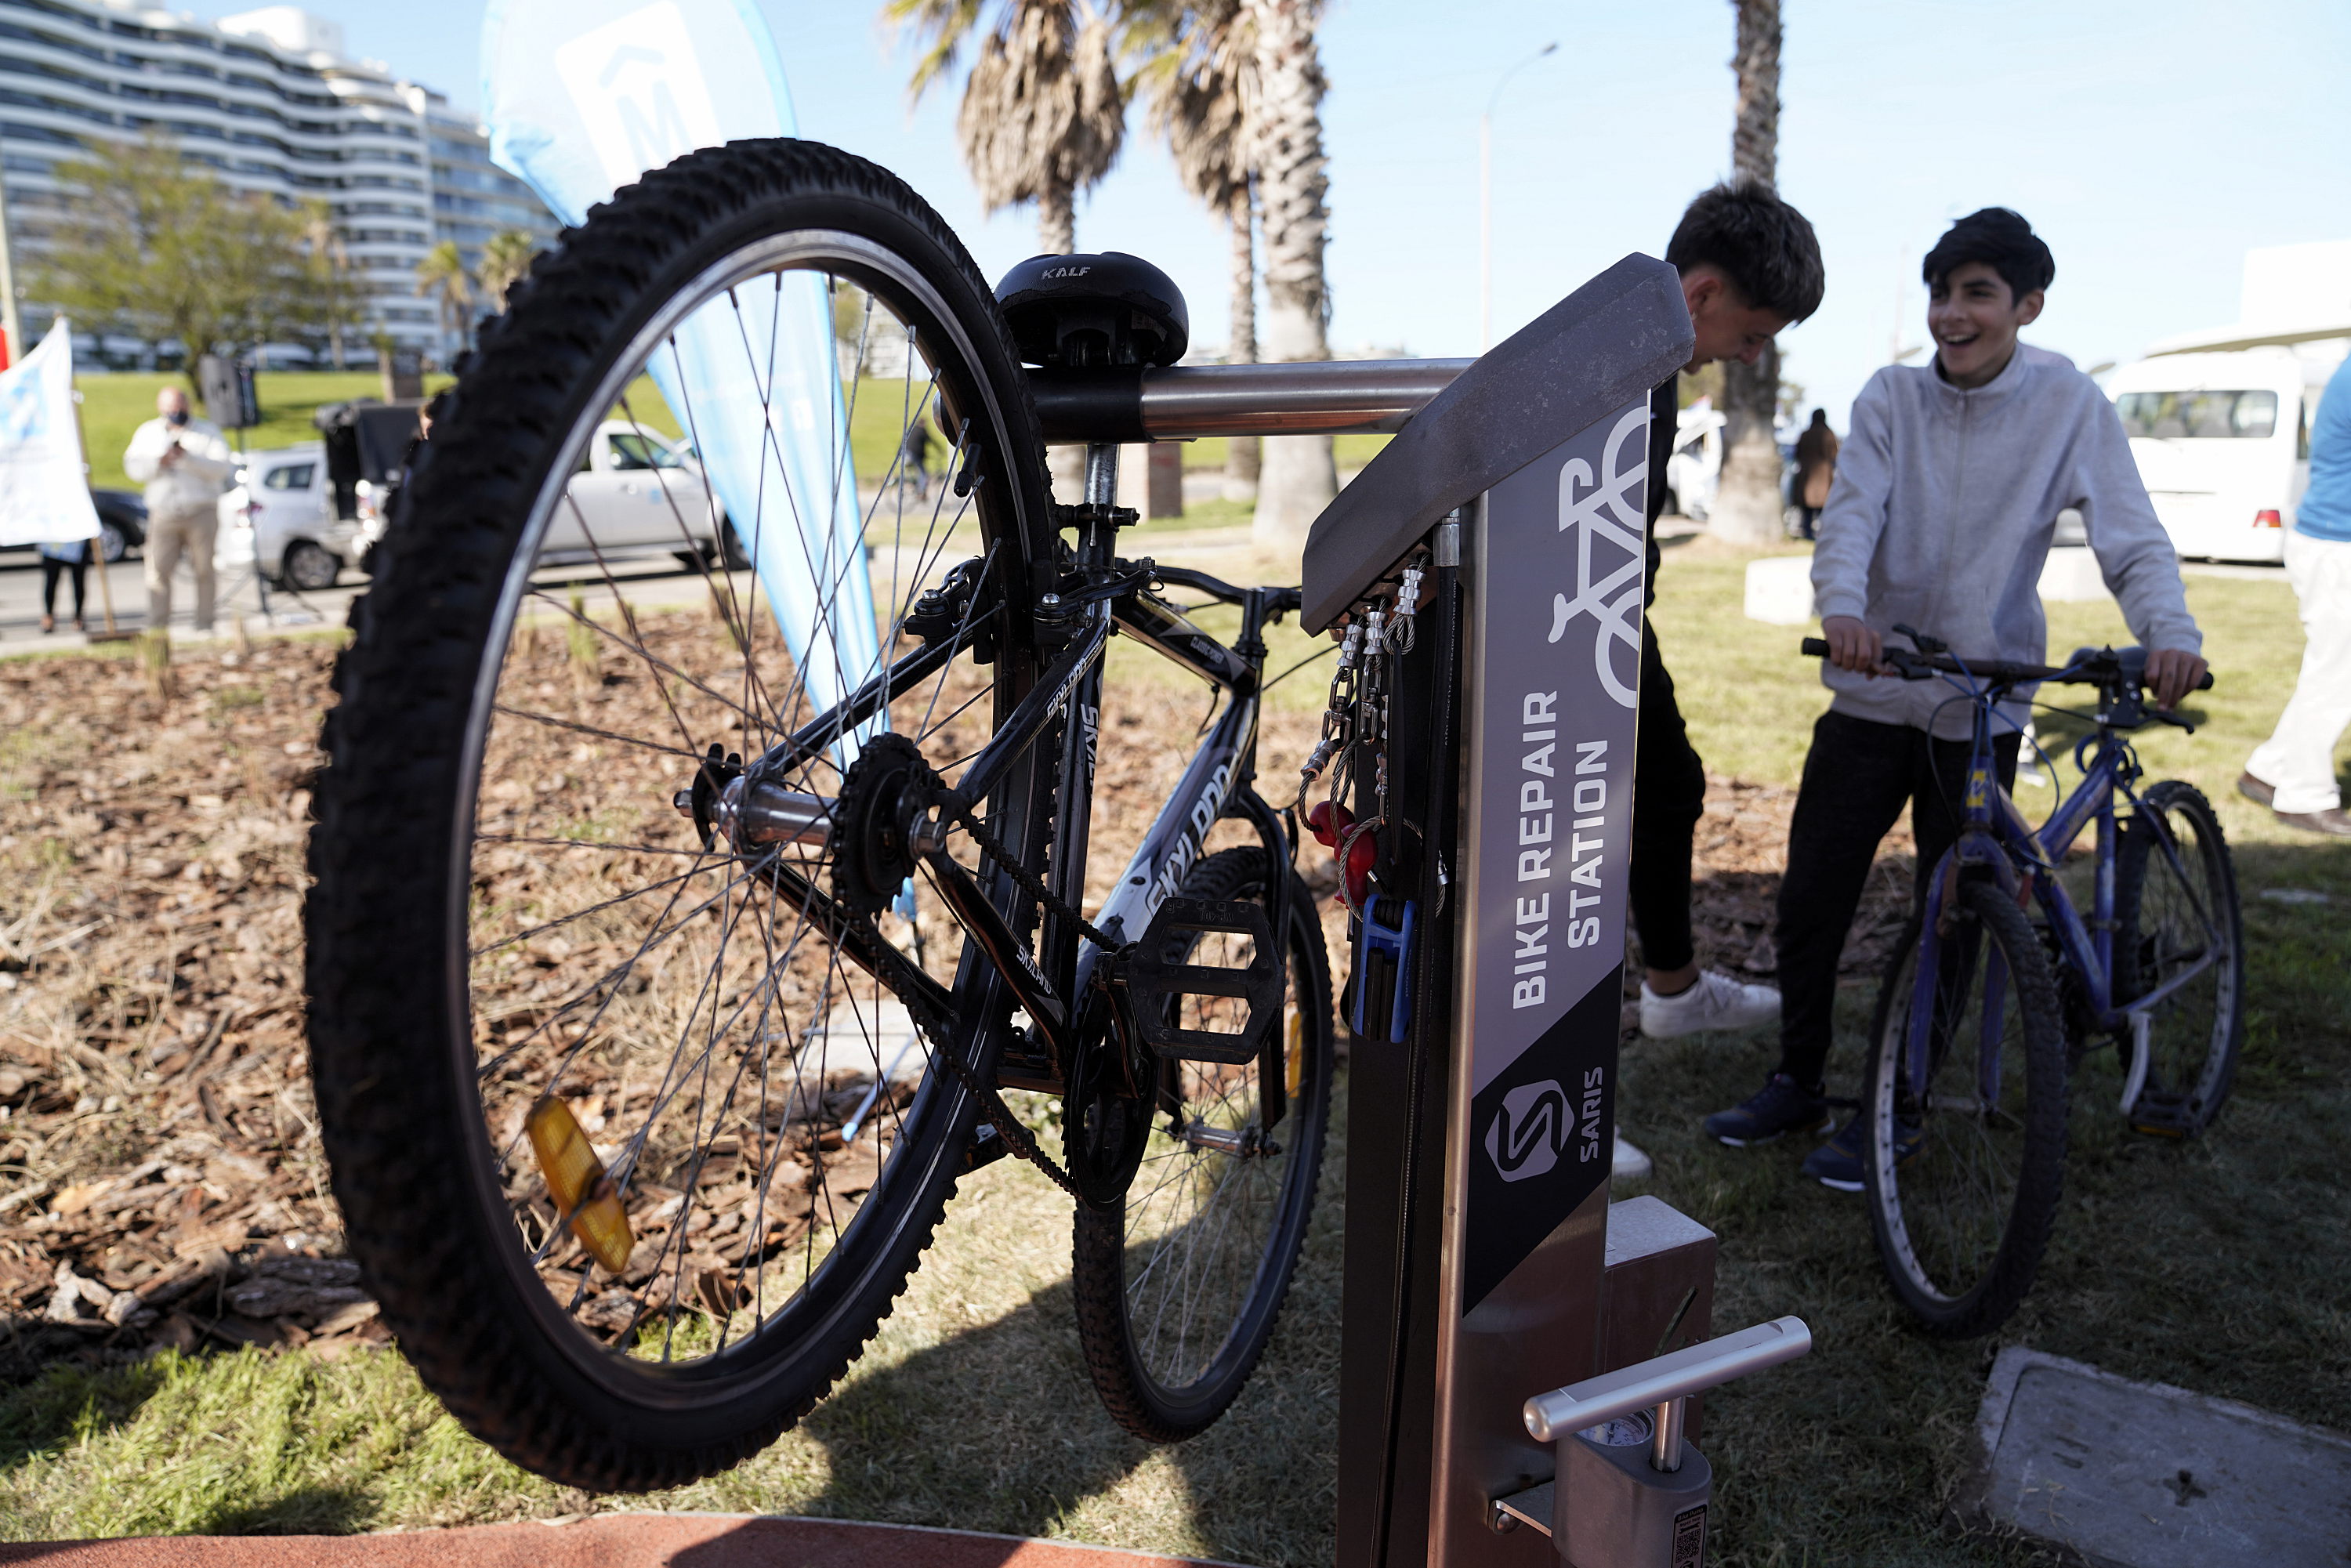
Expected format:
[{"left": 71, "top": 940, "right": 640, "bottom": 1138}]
[{"left": 481, "top": 0, "right": 881, "bottom": 758}]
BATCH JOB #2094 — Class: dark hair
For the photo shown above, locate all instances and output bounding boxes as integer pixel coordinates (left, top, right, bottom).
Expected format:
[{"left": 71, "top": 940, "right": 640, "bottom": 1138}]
[
  {"left": 1922, "top": 208, "right": 2054, "bottom": 301},
  {"left": 1665, "top": 181, "right": 1826, "bottom": 324}
]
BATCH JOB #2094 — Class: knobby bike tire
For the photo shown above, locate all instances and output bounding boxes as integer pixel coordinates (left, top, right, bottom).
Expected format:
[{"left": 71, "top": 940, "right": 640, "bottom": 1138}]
[
  {"left": 2114, "top": 781, "right": 2244, "bottom": 1136},
  {"left": 1862, "top": 882, "right": 2070, "bottom": 1338},
  {"left": 306, "top": 139, "right": 1054, "bottom": 1490},
  {"left": 1070, "top": 848, "right": 1335, "bottom": 1440}
]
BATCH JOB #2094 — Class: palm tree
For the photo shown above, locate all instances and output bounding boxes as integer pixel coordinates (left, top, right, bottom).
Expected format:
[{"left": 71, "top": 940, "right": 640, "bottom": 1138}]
[
  {"left": 300, "top": 209, "right": 359, "bottom": 369},
  {"left": 1711, "top": 0, "right": 1787, "bottom": 546},
  {"left": 476, "top": 230, "right": 541, "bottom": 313},
  {"left": 1243, "top": 0, "right": 1333, "bottom": 552},
  {"left": 1128, "top": 0, "right": 1260, "bottom": 499},
  {"left": 886, "top": 0, "right": 1126, "bottom": 255},
  {"left": 414, "top": 241, "right": 476, "bottom": 364}
]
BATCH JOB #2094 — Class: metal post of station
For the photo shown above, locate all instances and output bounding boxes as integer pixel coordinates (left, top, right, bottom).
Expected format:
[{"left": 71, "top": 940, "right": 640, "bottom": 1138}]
[{"left": 1294, "top": 255, "right": 1813, "bottom": 1567}]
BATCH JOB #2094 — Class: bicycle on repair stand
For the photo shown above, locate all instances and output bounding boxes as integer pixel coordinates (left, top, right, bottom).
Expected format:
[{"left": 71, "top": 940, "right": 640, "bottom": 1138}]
[
  {"left": 304, "top": 138, "right": 1477, "bottom": 1490},
  {"left": 1800, "top": 626, "right": 2244, "bottom": 1339}
]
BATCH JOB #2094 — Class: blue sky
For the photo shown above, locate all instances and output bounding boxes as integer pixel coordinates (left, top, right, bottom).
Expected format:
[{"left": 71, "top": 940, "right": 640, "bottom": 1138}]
[{"left": 215, "top": 0, "right": 2348, "bottom": 422}]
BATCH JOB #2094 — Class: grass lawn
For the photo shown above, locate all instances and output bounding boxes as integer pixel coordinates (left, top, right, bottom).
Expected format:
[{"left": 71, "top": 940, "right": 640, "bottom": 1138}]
[
  {"left": 75, "top": 373, "right": 457, "bottom": 493},
  {"left": 2, "top": 539, "right": 2345, "bottom": 1562}
]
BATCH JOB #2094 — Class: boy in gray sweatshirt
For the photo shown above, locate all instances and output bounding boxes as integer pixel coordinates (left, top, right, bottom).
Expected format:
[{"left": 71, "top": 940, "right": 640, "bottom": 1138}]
[{"left": 1702, "top": 208, "right": 2210, "bottom": 1187}]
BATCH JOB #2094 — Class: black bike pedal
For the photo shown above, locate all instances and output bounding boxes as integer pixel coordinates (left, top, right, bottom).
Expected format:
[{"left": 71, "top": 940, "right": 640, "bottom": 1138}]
[{"left": 1114, "top": 896, "right": 1284, "bottom": 1066}]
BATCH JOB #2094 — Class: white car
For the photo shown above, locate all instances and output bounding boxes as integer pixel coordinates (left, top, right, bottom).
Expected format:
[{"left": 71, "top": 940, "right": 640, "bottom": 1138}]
[
  {"left": 216, "top": 444, "right": 367, "bottom": 591},
  {"left": 2109, "top": 346, "right": 2338, "bottom": 565},
  {"left": 544, "top": 422, "right": 739, "bottom": 569},
  {"left": 356, "top": 422, "right": 741, "bottom": 572}
]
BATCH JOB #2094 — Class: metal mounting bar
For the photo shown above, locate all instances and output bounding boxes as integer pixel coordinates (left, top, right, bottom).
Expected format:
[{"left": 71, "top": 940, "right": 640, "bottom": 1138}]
[
  {"left": 1523, "top": 1316, "right": 1813, "bottom": 1443},
  {"left": 1029, "top": 359, "right": 1473, "bottom": 444}
]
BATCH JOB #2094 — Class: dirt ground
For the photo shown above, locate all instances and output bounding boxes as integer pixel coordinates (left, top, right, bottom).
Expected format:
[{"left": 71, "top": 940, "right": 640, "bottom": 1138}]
[{"left": 0, "top": 628, "right": 1916, "bottom": 1386}]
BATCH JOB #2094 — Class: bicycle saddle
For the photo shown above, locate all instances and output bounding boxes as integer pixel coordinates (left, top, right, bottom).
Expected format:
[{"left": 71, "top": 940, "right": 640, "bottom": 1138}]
[{"left": 996, "top": 252, "right": 1190, "bottom": 369}]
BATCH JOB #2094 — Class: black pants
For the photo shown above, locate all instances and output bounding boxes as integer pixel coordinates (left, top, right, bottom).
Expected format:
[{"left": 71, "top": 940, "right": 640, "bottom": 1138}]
[
  {"left": 39, "top": 556, "right": 85, "bottom": 619},
  {"left": 1775, "top": 710, "right": 2020, "bottom": 1085},
  {"left": 1629, "top": 618, "right": 1708, "bottom": 976}
]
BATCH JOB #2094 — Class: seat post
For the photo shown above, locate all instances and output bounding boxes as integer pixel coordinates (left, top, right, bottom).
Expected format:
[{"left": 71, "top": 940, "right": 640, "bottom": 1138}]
[{"left": 1083, "top": 441, "right": 1121, "bottom": 508}]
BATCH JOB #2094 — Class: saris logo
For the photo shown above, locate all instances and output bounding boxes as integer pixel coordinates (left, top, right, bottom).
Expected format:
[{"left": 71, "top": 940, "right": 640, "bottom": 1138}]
[{"left": 1484, "top": 1079, "right": 1569, "bottom": 1182}]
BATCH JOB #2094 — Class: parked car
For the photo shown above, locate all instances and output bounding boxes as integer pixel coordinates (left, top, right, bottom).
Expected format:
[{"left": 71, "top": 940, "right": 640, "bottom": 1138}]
[
  {"left": 2107, "top": 345, "right": 2340, "bottom": 564},
  {"left": 90, "top": 489, "right": 146, "bottom": 562},
  {"left": 216, "top": 444, "right": 367, "bottom": 591},
  {"left": 541, "top": 421, "right": 744, "bottom": 570}
]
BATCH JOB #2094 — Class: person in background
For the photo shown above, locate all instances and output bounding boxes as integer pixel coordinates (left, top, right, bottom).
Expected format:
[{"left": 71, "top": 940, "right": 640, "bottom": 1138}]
[
  {"left": 1793, "top": 408, "right": 1838, "bottom": 540},
  {"left": 1709, "top": 208, "right": 2205, "bottom": 1186},
  {"left": 2239, "top": 353, "right": 2351, "bottom": 835},
  {"left": 1610, "top": 183, "right": 1824, "bottom": 1180},
  {"left": 122, "top": 386, "right": 234, "bottom": 636},
  {"left": 898, "top": 418, "right": 936, "bottom": 502},
  {"left": 1632, "top": 183, "right": 1825, "bottom": 1043},
  {"left": 36, "top": 535, "right": 89, "bottom": 634}
]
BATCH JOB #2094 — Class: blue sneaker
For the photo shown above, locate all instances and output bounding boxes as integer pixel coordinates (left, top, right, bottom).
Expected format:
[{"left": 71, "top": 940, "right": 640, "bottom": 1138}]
[
  {"left": 1802, "top": 1114, "right": 1923, "bottom": 1193},
  {"left": 1704, "top": 1074, "right": 1831, "bottom": 1147}
]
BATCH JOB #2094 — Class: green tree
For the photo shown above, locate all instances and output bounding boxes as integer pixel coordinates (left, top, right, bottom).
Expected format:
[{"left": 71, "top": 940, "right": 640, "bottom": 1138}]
[
  {"left": 34, "top": 135, "right": 349, "bottom": 375},
  {"left": 299, "top": 208, "right": 367, "bottom": 369},
  {"left": 415, "top": 241, "right": 476, "bottom": 357},
  {"left": 476, "top": 229, "right": 542, "bottom": 313},
  {"left": 885, "top": 0, "right": 1126, "bottom": 255}
]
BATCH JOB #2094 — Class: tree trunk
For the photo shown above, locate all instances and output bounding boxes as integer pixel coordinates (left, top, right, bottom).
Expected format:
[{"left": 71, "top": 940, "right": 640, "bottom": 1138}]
[
  {"left": 1224, "top": 183, "right": 1260, "bottom": 503},
  {"left": 1247, "top": 0, "right": 1335, "bottom": 556},
  {"left": 1712, "top": 0, "right": 1786, "bottom": 548},
  {"left": 1036, "top": 178, "right": 1077, "bottom": 258}
]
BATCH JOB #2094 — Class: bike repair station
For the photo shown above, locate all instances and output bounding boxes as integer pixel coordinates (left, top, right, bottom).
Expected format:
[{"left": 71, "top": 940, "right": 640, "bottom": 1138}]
[{"left": 1269, "top": 253, "right": 1813, "bottom": 1566}]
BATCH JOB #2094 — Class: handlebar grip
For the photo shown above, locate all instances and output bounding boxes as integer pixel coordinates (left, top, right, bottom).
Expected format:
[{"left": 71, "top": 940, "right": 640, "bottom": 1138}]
[
  {"left": 2195, "top": 671, "right": 2215, "bottom": 691},
  {"left": 1799, "top": 637, "right": 1830, "bottom": 657}
]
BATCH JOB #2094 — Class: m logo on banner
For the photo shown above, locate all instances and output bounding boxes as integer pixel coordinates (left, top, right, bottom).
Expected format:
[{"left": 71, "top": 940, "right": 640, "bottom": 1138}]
[
  {"left": 1485, "top": 1078, "right": 1570, "bottom": 1182},
  {"left": 552, "top": 3, "right": 726, "bottom": 187},
  {"left": 1547, "top": 404, "right": 1650, "bottom": 708}
]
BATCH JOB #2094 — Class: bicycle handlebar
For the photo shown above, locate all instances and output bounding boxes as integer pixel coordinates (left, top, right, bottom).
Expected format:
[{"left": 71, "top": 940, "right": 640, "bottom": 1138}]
[{"left": 1797, "top": 636, "right": 2213, "bottom": 693}]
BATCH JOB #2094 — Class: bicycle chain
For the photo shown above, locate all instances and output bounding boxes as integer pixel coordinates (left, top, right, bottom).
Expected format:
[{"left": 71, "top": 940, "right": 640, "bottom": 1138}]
[{"left": 851, "top": 897, "right": 1091, "bottom": 1205}]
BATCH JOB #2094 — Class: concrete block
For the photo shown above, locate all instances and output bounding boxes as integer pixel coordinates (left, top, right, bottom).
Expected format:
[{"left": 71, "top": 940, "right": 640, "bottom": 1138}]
[
  {"left": 1954, "top": 1345, "right": 2351, "bottom": 1567},
  {"left": 1744, "top": 556, "right": 1817, "bottom": 625},
  {"left": 2040, "top": 545, "right": 2114, "bottom": 603}
]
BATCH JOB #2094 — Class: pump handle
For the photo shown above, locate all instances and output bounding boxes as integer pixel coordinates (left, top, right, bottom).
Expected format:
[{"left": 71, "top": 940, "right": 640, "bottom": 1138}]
[{"left": 1523, "top": 1316, "right": 1812, "bottom": 1442}]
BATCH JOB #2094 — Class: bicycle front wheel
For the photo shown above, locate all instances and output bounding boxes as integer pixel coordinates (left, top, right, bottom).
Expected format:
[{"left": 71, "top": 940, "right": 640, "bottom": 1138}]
[
  {"left": 1863, "top": 881, "right": 2069, "bottom": 1338},
  {"left": 2114, "top": 781, "right": 2243, "bottom": 1136},
  {"left": 1070, "top": 847, "right": 1335, "bottom": 1440},
  {"left": 306, "top": 139, "right": 1056, "bottom": 1490}
]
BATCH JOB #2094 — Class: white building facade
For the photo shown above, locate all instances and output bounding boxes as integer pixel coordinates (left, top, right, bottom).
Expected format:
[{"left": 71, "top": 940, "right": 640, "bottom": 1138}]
[{"left": 0, "top": 0, "right": 556, "bottom": 362}]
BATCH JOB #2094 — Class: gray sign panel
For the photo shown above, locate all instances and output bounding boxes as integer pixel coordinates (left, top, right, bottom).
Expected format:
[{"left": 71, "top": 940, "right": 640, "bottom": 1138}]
[{"left": 1458, "top": 397, "right": 1650, "bottom": 1313}]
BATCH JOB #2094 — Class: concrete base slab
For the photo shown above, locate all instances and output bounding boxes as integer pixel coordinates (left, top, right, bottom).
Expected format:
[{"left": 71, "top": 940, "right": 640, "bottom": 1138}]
[
  {"left": 1955, "top": 1346, "right": 2351, "bottom": 1568},
  {"left": 0, "top": 1514, "right": 1247, "bottom": 1568}
]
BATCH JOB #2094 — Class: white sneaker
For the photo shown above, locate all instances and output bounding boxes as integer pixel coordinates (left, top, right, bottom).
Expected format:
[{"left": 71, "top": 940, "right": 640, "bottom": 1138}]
[
  {"left": 1639, "top": 970, "right": 1780, "bottom": 1039},
  {"left": 1612, "top": 1135, "right": 1654, "bottom": 1181}
]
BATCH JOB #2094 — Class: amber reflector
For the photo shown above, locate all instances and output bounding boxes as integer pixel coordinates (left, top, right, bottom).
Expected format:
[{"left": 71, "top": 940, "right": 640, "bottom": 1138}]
[
  {"left": 1284, "top": 1009, "right": 1306, "bottom": 1100},
  {"left": 524, "top": 1096, "right": 635, "bottom": 1275}
]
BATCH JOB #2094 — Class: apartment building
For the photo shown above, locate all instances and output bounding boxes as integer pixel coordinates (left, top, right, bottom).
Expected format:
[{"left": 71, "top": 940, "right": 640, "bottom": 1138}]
[{"left": 0, "top": 0, "right": 556, "bottom": 361}]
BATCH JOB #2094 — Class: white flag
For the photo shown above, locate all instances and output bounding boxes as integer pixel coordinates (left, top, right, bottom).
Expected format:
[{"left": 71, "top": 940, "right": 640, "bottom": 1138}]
[{"left": 0, "top": 320, "right": 99, "bottom": 548}]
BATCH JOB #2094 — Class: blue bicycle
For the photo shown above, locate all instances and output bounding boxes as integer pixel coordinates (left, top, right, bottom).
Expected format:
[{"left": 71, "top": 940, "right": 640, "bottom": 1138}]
[{"left": 1802, "top": 627, "right": 2243, "bottom": 1338}]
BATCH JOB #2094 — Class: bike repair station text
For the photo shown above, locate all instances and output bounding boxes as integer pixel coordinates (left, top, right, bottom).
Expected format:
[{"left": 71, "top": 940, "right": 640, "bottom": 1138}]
[{"left": 1509, "top": 690, "right": 1608, "bottom": 1010}]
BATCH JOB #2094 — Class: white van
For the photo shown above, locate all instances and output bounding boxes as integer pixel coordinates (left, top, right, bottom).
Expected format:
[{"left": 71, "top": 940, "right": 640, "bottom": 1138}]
[{"left": 2107, "top": 346, "right": 2341, "bottom": 565}]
